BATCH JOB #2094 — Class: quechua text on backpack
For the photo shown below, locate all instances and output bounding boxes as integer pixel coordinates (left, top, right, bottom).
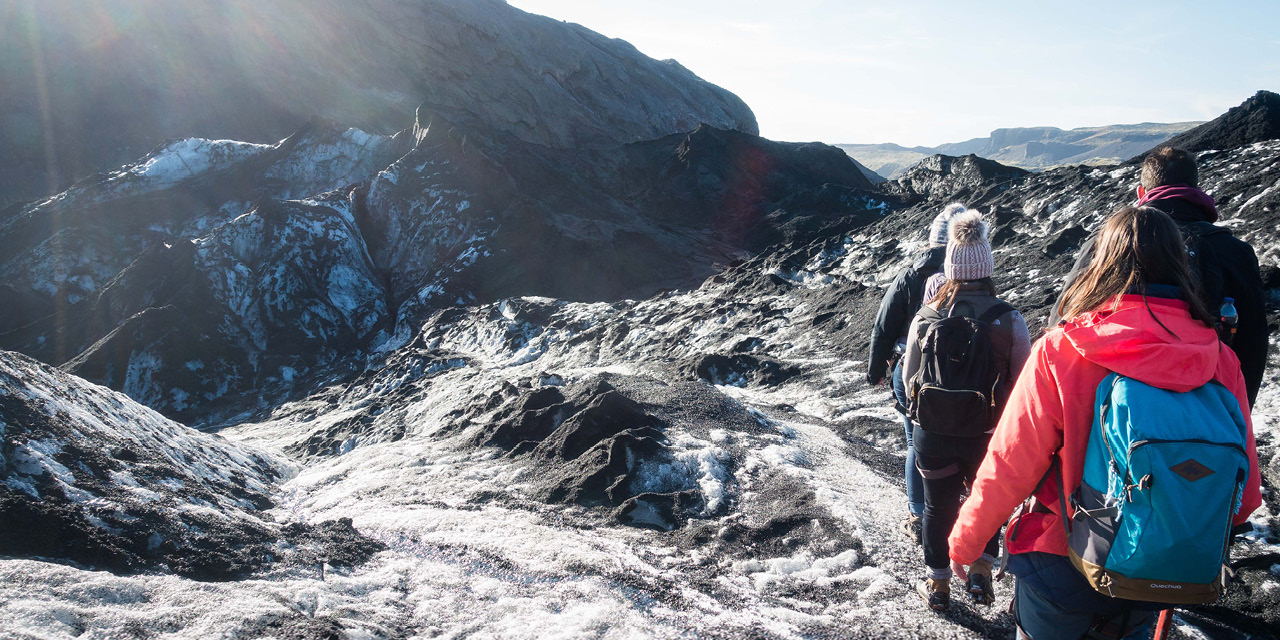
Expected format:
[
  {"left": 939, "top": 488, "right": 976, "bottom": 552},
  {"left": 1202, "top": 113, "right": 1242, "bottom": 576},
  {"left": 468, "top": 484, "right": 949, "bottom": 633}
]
[
  {"left": 907, "top": 302, "right": 1013, "bottom": 437},
  {"left": 1065, "top": 373, "right": 1249, "bottom": 604}
]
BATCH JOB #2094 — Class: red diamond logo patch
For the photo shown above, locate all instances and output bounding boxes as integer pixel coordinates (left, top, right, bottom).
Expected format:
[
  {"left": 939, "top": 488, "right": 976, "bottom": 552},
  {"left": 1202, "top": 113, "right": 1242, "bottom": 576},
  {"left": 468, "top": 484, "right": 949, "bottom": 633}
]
[{"left": 1170, "top": 459, "right": 1215, "bottom": 482}]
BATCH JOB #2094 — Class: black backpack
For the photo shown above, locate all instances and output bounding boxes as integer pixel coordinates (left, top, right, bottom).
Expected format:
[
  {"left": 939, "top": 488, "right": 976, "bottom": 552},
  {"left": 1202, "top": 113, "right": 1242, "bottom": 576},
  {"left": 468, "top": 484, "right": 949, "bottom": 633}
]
[
  {"left": 908, "top": 301, "right": 1014, "bottom": 437},
  {"left": 1183, "top": 221, "right": 1227, "bottom": 309}
]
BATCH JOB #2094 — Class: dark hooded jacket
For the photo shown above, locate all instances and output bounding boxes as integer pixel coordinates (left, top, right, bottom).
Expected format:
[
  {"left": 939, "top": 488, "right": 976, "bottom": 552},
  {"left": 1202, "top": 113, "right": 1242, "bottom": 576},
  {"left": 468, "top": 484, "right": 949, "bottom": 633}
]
[
  {"left": 1050, "top": 196, "right": 1268, "bottom": 406},
  {"left": 867, "top": 245, "right": 946, "bottom": 384}
]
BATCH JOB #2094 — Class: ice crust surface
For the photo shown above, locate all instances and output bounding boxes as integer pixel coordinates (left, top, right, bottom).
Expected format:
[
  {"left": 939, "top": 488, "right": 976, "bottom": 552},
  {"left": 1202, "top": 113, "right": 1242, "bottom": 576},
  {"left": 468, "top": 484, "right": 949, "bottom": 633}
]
[
  {"left": 7, "top": 234, "right": 1276, "bottom": 637},
  {"left": 0, "top": 273, "right": 1030, "bottom": 639},
  {"left": 2, "top": 132, "right": 1279, "bottom": 639}
]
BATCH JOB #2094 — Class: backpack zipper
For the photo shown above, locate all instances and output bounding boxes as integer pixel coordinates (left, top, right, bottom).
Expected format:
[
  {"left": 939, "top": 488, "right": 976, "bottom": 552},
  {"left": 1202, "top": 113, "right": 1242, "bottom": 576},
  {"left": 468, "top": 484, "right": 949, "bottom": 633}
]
[
  {"left": 1116, "top": 440, "right": 1247, "bottom": 503},
  {"left": 1217, "top": 470, "right": 1246, "bottom": 573},
  {"left": 1126, "top": 438, "right": 1247, "bottom": 457}
]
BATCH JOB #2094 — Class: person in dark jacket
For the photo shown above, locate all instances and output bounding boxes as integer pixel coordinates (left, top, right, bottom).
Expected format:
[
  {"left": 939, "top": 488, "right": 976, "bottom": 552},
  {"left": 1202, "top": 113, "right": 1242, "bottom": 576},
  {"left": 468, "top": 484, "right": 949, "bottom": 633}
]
[
  {"left": 903, "top": 210, "right": 1031, "bottom": 611},
  {"left": 867, "top": 202, "right": 966, "bottom": 541},
  {"left": 1050, "top": 146, "right": 1268, "bottom": 406}
]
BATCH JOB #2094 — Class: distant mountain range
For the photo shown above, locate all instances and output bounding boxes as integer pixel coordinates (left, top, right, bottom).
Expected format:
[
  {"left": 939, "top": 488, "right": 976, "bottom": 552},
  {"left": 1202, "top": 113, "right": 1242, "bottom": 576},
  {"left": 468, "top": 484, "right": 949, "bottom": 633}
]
[{"left": 839, "top": 121, "right": 1201, "bottom": 178}]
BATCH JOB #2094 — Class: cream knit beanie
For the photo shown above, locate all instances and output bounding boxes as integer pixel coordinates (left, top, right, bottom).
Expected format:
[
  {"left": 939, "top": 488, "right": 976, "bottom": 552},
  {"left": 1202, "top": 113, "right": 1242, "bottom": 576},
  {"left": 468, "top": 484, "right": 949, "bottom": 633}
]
[
  {"left": 929, "top": 203, "right": 967, "bottom": 246},
  {"left": 944, "top": 211, "right": 994, "bottom": 280}
]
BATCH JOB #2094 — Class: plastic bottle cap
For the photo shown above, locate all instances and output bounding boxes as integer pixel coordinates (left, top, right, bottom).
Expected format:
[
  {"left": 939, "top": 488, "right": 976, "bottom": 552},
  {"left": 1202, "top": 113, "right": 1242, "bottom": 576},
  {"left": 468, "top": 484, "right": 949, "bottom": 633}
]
[{"left": 1224, "top": 297, "right": 1234, "bottom": 303}]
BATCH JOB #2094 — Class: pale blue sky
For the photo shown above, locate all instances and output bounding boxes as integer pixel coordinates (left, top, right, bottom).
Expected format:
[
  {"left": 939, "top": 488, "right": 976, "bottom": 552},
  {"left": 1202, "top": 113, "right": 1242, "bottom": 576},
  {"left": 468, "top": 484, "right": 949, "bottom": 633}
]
[{"left": 507, "top": 0, "right": 1280, "bottom": 147}]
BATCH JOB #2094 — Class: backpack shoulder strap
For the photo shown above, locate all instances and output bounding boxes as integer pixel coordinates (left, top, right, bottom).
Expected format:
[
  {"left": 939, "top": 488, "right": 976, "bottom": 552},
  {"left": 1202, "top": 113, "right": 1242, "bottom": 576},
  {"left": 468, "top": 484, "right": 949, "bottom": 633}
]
[
  {"left": 998, "top": 453, "right": 1066, "bottom": 580},
  {"left": 1182, "top": 220, "right": 1229, "bottom": 238},
  {"left": 977, "top": 302, "right": 1015, "bottom": 324}
]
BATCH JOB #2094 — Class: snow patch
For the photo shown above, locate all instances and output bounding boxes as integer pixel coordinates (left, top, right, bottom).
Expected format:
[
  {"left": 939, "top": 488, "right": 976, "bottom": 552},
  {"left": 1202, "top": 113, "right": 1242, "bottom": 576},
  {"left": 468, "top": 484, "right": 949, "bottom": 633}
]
[
  {"left": 631, "top": 432, "right": 732, "bottom": 514},
  {"left": 129, "top": 138, "right": 271, "bottom": 185},
  {"left": 734, "top": 549, "right": 879, "bottom": 593}
]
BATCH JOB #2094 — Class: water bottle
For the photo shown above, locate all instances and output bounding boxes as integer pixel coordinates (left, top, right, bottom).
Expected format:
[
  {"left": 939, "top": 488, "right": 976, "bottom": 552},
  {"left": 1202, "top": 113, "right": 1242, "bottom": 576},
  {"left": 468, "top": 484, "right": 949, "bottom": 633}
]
[{"left": 1219, "top": 297, "right": 1238, "bottom": 345}]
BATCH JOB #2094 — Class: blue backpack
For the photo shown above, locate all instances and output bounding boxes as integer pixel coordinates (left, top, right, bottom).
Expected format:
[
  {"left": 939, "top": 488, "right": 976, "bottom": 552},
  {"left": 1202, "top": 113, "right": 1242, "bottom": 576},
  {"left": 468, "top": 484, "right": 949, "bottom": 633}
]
[{"left": 1064, "top": 373, "right": 1249, "bottom": 604}]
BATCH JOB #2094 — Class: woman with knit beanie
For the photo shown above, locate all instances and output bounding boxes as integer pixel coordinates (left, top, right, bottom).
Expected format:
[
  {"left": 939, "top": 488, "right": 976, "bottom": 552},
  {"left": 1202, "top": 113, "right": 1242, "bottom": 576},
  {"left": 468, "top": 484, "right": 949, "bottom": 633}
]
[
  {"left": 868, "top": 202, "right": 967, "bottom": 545},
  {"left": 902, "top": 210, "right": 1032, "bottom": 611}
]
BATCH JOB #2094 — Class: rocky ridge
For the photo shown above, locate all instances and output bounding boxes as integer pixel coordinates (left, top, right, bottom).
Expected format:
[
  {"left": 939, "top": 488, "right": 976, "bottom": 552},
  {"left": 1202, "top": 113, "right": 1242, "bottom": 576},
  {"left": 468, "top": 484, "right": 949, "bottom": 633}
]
[
  {"left": 1135, "top": 89, "right": 1280, "bottom": 159},
  {"left": 888, "top": 154, "right": 1030, "bottom": 202},
  {"left": 0, "top": 0, "right": 755, "bottom": 206},
  {"left": 0, "top": 107, "right": 883, "bottom": 423}
]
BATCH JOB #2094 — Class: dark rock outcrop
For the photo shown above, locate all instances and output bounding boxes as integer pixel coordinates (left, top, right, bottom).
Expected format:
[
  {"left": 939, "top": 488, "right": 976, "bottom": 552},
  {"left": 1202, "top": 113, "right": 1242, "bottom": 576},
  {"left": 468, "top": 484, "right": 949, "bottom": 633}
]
[
  {"left": 689, "top": 353, "right": 801, "bottom": 387},
  {"left": 462, "top": 377, "right": 698, "bottom": 530},
  {"left": 1143, "top": 90, "right": 1280, "bottom": 157},
  {"left": 890, "top": 153, "right": 1030, "bottom": 201},
  {"left": 0, "top": 0, "right": 755, "bottom": 206},
  {"left": 1, "top": 177, "right": 394, "bottom": 421},
  {"left": 1, "top": 106, "right": 882, "bottom": 421},
  {"left": 380, "top": 119, "right": 882, "bottom": 305}
]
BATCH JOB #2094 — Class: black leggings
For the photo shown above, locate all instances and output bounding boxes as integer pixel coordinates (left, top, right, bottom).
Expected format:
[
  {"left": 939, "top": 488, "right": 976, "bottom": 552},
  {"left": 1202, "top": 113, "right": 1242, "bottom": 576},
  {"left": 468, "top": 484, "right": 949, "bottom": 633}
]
[{"left": 917, "top": 448, "right": 999, "bottom": 571}]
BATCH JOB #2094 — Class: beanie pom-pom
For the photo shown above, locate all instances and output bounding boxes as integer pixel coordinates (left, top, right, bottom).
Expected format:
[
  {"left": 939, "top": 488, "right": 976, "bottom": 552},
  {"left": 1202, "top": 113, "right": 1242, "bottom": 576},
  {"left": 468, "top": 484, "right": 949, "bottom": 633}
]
[{"left": 948, "top": 211, "right": 988, "bottom": 245}]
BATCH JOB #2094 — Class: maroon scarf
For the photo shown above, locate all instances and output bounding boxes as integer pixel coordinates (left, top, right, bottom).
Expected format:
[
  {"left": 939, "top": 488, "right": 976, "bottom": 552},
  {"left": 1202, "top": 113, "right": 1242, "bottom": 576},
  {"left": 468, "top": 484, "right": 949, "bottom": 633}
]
[{"left": 1138, "top": 184, "right": 1218, "bottom": 222}]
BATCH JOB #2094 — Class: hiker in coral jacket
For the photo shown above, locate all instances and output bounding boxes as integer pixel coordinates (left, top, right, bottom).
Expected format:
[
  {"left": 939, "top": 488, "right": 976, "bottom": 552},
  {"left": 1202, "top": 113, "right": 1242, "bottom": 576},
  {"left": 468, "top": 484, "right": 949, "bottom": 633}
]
[{"left": 949, "top": 207, "right": 1262, "bottom": 640}]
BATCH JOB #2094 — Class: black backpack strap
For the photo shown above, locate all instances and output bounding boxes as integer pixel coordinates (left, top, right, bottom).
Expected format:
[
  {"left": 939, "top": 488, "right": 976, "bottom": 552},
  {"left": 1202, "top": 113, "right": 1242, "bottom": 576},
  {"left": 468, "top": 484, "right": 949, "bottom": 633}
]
[
  {"left": 1055, "top": 456, "right": 1071, "bottom": 534},
  {"left": 977, "top": 302, "right": 1015, "bottom": 324},
  {"left": 1182, "top": 220, "right": 1229, "bottom": 238},
  {"left": 997, "top": 453, "right": 1061, "bottom": 581}
]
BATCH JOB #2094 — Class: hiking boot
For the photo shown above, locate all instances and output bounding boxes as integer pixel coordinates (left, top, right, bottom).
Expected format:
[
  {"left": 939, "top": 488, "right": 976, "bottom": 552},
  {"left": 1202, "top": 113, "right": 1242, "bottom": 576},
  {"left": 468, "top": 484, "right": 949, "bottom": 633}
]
[
  {"left": 917, "top": 577, "right": 950, "bottom": 611},
  {"left": 901, "top": 514, "right": 922, "bottom": 544},
  {"left": 966, "top": 558, "right": 995, "bottom": 606}
]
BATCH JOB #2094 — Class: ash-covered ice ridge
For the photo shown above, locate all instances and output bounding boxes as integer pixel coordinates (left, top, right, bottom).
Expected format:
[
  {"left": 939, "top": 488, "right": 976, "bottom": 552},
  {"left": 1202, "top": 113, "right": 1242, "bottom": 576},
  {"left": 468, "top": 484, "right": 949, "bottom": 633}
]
[{"left": 0, "top": 351, "right": 385, "bottom": 582}]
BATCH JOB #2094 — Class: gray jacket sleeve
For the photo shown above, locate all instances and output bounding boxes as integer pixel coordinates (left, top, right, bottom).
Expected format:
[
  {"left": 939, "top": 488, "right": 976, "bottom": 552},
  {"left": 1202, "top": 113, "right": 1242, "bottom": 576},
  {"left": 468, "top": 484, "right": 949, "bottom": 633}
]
[{"left": 1007, "top": 310, "right": 1032, "bottom": 383}]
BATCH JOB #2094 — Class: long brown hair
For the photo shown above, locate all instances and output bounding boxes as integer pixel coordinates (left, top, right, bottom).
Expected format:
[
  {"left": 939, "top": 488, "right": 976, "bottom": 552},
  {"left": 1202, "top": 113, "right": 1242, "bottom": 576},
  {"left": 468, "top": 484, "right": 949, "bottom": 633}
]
[
  {"left": 929, "top": 277, "right": 997, "bottom": 310},
  {"left": 1056, "top": 206, "right": 1214, "bottom": 331}
]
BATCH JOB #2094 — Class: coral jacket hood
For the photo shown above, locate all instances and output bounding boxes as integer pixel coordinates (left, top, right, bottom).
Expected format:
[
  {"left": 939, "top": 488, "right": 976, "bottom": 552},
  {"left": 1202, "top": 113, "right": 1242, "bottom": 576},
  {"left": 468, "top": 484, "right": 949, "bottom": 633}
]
[{"left": 1062, "top": 297, "right": 1220, "bottom": 392}]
